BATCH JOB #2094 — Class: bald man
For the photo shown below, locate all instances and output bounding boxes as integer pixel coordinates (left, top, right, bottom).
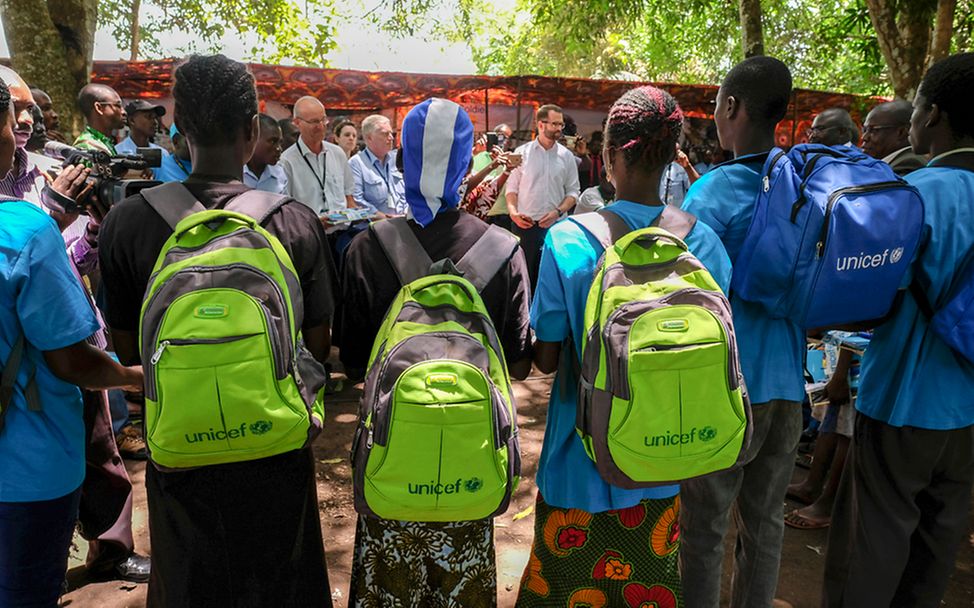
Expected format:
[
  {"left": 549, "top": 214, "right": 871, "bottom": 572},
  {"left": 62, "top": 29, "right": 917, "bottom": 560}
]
[
  {"left": 279, "top": 96, "right": 355, "bottom": 218},
  {"left": 74, "top": 83, "right": 125, "bottom": 154},
  {"left": 809, "top": 108, "right": 859, "bottom": 147},
  {"left": 0, "top": 66, "right": 150, "bottom": 584},
  {"left": 862, "top": 100, "right": 927, "bottom": 175}
]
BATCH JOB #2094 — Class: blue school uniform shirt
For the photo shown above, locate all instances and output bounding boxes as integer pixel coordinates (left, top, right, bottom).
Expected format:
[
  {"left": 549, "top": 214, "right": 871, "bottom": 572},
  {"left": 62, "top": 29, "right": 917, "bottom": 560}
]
[
  {"left": 531, "top": 200, "right": 732, "bottom": 513},
  {"left": 857, "top": 167, "right": 974, "bottom": 429},
  {"left": 115, "top": 137, "right": 170, "bottom": 180},
  {"left": 682, "top": 154, "right": 806, "bottom": 405},
  {"left": 0, "top": 202, "right": 100, "bottom": 502},
  {"left": 155, "top": 153, "right": 192, "bottom": 183}
]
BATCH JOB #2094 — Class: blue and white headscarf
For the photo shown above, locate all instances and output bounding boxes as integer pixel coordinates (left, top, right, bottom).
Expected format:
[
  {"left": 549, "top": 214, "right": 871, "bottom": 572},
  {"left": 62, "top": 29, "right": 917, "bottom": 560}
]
[{"left": 401, "top": 98, "right": 474, "bottom": 227}]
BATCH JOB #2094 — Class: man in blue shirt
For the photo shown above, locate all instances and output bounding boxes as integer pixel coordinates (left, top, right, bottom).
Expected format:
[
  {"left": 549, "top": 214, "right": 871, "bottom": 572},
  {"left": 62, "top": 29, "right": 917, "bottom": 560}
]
[
  {"left": 518, "top": 86, "right": 731, "bottom": 607},
  {"left": 679, "top": 56, "right": 806, "bottom": 608},
  {"left": 155, "top": 123, "right": 192, "bottom": 182},
  {"left": 116, "top": 99, "right": 170, "bottom": 180},
  {"left": 243, "top": 114, "right": 288, "bottom": 194},
  {"left": 348, "top": 114, "right": 405, "bottom": 216},
  {"left": 822, "top": 52, "right": 974, "bottom": 608},
  {"left": 0, "top": 80, "right": 143, "bottom": 606}
]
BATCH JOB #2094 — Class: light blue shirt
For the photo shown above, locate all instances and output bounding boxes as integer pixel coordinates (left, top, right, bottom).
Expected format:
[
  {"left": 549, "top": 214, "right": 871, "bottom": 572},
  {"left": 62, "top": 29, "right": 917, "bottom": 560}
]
[
  {"left": 682, "top": 154, "right": 806, "bottom": 405},
  {"left": 0, "top": 202, "right": 100, "bottom": 502},
  {"left": 857, "top": 167, "right": 974, "bottom": 429},
  {"left": 531, "top": 200, "right": 732, "bottom": 512},
  {"left": 243, "top": 163, "right": 288, "bottom": 195},
  {"left": 155, "top": 153, "right": 192, "bottom": 183},
  {"left": 659, "top": 162, "right": 690, "bottom": 206},
  {"left": 115, "top": 137, "right": 170, "bottom": 180},
  {"left": 348, "top": 148, "right": 406, "bottom": 215}
]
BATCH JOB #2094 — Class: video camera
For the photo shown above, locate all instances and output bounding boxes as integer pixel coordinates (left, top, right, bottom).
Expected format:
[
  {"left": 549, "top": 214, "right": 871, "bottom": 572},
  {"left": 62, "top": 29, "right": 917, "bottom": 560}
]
[{"left": 40, "top": 141, "right": 162, "bottom": 214}]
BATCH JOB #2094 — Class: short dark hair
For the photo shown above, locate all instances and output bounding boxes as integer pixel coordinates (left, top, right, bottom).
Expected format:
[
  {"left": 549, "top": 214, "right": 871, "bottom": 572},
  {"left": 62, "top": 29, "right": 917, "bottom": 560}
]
[
  {"left": 721, "top": 56, "right": 793, "bottom": 127},
  {"left": 258, "top": 113, "right": 279, "bottom": 133},
  {"left": 333, "top": 118, "right": 355, "bottom": 137},
  {"left": 537, "top": 104, "right": 562, "bottom": 122},
  {"left": 919, "top": 52, "right": 974, "bottom": 140},
  {"left": 605, "top": 85, "right": 684, "bottom": 171},
  {"left": 0, "top": 79, "right": 10, "bottom": 116},
  {"left": 172, "top": 54, "right": 258, "bottom": 146}
]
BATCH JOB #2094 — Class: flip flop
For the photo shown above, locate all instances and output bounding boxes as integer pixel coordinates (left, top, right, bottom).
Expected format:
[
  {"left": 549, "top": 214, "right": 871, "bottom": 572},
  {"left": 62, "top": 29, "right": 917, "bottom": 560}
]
[
  {"left": 795, "top": 452, "right": 814, "bottom": 469},
  {"left": 784, "top": 508, "right": 830, "bottom": 530}
]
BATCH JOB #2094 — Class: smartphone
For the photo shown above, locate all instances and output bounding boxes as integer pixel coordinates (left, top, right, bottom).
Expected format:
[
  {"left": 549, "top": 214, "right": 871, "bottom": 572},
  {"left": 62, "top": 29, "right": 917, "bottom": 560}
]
[{"left": 486, "top": 133, "right": 499, "bottom": 148}]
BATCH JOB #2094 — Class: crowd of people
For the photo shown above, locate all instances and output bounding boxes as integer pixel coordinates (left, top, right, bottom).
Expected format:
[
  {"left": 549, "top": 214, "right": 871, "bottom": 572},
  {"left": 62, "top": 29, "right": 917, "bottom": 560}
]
[{"left": 0, "top": 48, "right": 972, "bottom": 608}]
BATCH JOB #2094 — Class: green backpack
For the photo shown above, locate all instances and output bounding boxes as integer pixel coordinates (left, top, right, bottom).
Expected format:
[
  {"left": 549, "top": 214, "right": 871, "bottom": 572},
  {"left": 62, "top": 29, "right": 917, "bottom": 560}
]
[
  {"left": 573, "top": 207, "right": 751, "bottom": 488},
  {"left": 352, "top": 218, "right": 520, "bottom": 522},
  {"left": 139, "top": 183, "right": 327, "bottom": 469}
]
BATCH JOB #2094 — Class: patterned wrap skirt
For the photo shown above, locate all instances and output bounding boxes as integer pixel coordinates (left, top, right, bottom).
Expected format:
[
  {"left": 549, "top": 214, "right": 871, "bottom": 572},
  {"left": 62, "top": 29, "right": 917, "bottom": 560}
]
[
  {"left": 348, "top": 516, "right": 496, "bottom": 608},
  {"left": 516, "top": 493, "right": 682, "bottom": 608}
]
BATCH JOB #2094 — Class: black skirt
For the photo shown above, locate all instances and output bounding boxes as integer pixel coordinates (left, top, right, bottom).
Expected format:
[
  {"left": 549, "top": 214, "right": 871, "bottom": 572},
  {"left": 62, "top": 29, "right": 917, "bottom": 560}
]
[{"left": 145, "top": 448, "right": 332, "bottom": 608}]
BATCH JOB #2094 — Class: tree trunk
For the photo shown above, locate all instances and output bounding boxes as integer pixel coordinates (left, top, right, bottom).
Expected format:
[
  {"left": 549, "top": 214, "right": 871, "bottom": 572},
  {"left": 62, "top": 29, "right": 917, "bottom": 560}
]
[
  {"left": 0, "top": 0, "right": 93, "bottom": 137},
  {"left": 739, "top": 0, "right": 764, "bottom": 58},
  {"left": 928, "top": 0, "right": 957, "bottom": 67},
  {"left": 129, "top": 0, "right": 142, "bottom": 61},
  {"left": 865, "top": 0, "right": 935, "bottom": 99}
]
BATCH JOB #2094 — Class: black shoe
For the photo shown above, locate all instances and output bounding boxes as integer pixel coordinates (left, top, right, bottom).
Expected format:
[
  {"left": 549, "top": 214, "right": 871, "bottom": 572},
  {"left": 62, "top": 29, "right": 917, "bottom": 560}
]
[{"left": 113, "top": 553, "right": 151, "bottom": 583}]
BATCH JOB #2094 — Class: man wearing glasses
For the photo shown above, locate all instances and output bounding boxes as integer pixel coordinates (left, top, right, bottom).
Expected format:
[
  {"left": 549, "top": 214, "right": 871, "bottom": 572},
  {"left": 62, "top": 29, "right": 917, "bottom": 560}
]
[
  {"left": 74, "top": 84, "right": 126, "bottom": 155},
  {"left": 506, "top": 104, "right": 581, "bottom": 290},
  {"left": 861, "top": 100, "right": 926, "bottom": 175},
  {"left": 807, "top": 107, "right": 859, "bottom": 147},
  {"left": 280, "top": 96, "right": 355, "bottom": 221}
]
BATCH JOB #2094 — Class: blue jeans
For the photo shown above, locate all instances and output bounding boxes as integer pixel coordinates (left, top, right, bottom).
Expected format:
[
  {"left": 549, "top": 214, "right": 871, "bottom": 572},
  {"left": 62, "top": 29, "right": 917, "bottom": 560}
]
[
  {"left": 679, "top": 400, "right": 803, "bottom": 608},
  {"left": 0, "top": 487, "right": 82, "bottom": 607}
]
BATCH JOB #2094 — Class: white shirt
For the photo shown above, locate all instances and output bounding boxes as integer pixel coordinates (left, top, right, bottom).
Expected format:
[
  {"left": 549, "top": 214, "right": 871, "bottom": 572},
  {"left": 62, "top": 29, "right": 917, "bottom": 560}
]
[
  {"left": 279, "top": 138, "right": 354, "bottom": 215},
  {"left": 659, "top": 162, "right": 690, "bottom": 206},
  {"left": 506, "top": 140, "right": 581, "bottom": 220},
  {"left": 574, "top": 186, "right": 607, "bottom": 215},
  {"left": 243, "top": 163, "right": 288, "bottom": 195}
]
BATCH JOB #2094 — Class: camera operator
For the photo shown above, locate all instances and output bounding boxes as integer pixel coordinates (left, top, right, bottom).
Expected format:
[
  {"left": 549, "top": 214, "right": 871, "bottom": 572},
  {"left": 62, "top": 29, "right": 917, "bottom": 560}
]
[
  {"left": 0, "top": 66, "right": 151, "bottom": 584},
  {"left": 0, "top": 75, "right": 144, "bottom": 607}
]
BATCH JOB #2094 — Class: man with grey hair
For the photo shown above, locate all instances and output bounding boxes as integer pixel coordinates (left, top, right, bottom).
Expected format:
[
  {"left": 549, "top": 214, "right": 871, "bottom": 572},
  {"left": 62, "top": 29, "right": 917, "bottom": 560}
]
[
  {"left": 279, "top": 95, "right": 355, "bottom": 219},
  {"left": 808, "top": 107, "right": 859, "bottom": 147},
  {"left": 861, "top": 100, "right": 926, "bottom": 175},
  {"left": 348, "top": 114, "right": 405, "bottom": 215}
]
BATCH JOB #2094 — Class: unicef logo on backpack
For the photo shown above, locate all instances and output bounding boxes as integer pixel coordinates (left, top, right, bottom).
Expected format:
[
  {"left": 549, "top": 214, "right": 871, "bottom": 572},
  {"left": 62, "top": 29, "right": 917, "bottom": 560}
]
[
  {"left": 250, "top": 420, "right": 273, "bottom": 435},
  {"left": 890, "top": 247, "right": 904, "bottom": 264}
]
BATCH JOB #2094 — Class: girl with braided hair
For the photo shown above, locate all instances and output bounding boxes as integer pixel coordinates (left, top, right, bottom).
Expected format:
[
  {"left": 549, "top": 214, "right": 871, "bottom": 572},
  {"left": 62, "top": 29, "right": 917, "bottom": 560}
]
[{"left": 515, "top": 86, "right": 731, "bottom": 607}]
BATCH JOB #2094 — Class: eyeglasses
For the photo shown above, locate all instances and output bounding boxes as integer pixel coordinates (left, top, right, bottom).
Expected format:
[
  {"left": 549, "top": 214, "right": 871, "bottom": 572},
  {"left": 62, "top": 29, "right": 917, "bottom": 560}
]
[
  {"left": 807, "top": 125, "right": 839, "bottom": 136},
  {"left": 296, "top": 117, "right": 328, "bottom": 126},
  {"left": 541, "top": 120, "right": 565, "bottom": 128},
  {"left": 96, "top": 101, "right": 123, "bottom": 110},
  {"left": 862, "top": 124, "right": 902, "bottom": 135}
]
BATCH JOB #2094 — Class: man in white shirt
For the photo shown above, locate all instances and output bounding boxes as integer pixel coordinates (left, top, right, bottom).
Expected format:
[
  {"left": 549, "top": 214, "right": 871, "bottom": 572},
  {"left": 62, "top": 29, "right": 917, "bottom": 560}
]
[
  {"left": 116, "top": 100, "right": 171, "bottom": 180},
  {"left": 279, "top": 96, "right": 355, "bottom": 218},
  {"left": 505, "top": 104, "right": 581, "bottom": 289},
  {"left": 243, "top": 114, "right": 288, "bottom": 194}
]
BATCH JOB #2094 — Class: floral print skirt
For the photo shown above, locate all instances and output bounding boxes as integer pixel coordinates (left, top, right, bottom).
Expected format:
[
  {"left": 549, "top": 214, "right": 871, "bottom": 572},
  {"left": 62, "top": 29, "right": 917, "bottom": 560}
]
[
  {"left": 348, "top": 515, "right": 496, "bottom": 608},
  {"left": 515, "top": 493, "right": 682, "bottom": 608}
]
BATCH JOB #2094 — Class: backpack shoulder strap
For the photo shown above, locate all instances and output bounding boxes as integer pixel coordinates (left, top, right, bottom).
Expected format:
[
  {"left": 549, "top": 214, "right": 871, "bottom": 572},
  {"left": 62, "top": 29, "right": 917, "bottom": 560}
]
[
  {"left": 371, "top": 217, "right": 434, "bottom": 286},
  {"left": 455, "top": 225, "right": 520, "bottom": 292},
  {"left": 0, "top": 335, "right": 41, "bottom": 433},
  {"left": 653, "top": 205, "right": 697, "bottom": 240},
  {"left": 141, "top": 182, "right": 206, "bottom": 230},
  {"left": 570, "top": 209, "right": 631, "bottom": 249},
  {"left": 224, "top": 189, "right": 291, "bottom": 225}
]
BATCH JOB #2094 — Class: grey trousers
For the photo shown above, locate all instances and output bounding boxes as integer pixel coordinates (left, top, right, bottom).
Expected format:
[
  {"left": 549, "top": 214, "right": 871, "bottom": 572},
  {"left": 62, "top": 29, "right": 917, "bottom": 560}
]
[
  {"left": 821, "top": 412, "right": 974, "bottom": 608},
  {"left": 679, "top": 399, "right": 803, "bottom": 608}
]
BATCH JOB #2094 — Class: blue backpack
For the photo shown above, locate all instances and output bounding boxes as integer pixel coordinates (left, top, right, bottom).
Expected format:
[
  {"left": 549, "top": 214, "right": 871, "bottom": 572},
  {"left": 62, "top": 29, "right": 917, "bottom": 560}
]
[
  {"left": 911, "top": 245, "right": 974, "bottom": 364},
  {"left": 731, "top": 144, "right": 925, "bottom": 329}
]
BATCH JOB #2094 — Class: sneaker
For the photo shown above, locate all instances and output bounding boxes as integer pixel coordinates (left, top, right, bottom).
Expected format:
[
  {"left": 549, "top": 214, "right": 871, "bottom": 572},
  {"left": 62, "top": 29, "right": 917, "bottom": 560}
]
[{"left": 115, "top": 425, "right": 148, "bottom": 461}]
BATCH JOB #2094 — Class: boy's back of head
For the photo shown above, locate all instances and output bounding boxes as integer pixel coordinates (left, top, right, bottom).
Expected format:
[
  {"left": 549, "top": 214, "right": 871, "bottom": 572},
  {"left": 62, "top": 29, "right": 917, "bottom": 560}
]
[{"left": 721, "top": 56, "right": 793, "bottom": 128}]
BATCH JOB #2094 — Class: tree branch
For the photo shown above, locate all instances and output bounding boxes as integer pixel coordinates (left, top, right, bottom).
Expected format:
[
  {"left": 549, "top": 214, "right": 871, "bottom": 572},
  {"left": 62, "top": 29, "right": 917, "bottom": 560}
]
[{"left": 929, "top": 0, "right": 957, "bottom": 66}]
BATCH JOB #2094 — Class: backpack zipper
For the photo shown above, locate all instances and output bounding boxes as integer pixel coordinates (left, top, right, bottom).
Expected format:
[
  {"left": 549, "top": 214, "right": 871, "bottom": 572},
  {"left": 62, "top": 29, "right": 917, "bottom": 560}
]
[
  {"left": 147, "top": 333, "right": 264, "bottom": 397},
  {"left": 815, "top": 181, "right": 906, "bottom": 258},
  {"left": 639, "top": 341, "right": 722, "bottom": 352}
]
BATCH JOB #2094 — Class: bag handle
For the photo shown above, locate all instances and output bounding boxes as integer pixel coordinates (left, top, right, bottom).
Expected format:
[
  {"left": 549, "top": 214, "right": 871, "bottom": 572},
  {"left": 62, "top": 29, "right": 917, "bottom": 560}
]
[
  {"left": 0, "top": 336, "right": 41, "bottom": 435},
  {"left": 571, "top": 205, "right": 696, "bottom": 250}
]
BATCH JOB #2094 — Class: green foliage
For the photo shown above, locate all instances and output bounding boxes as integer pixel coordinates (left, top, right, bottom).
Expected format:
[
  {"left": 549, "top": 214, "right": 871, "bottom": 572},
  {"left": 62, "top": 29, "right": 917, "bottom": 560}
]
[{"left": 97, "top": 0, "right": 338, "bottom": 66}]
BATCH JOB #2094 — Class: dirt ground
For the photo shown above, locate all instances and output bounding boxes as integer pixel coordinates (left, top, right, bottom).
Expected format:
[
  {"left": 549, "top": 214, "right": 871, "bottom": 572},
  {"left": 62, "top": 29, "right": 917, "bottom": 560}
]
[{"left": 61, "top": 370, "right": 974, "bottom": 608}]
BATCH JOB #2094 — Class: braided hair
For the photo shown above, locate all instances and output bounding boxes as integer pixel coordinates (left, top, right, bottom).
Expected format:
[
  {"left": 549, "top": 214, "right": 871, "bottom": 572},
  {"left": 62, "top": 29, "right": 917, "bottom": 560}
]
[
  {"left": 604, "top": 85, "right": 684, "bottom": 172},
  {"left": 0, "top": 79, "right": 10, "bottom": 116},
  {"left": 172, "top": 54, "right": 258, "bottom": 146},
  {"left": 919, "top": 53, "right": 974, "bottom": 140}
]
